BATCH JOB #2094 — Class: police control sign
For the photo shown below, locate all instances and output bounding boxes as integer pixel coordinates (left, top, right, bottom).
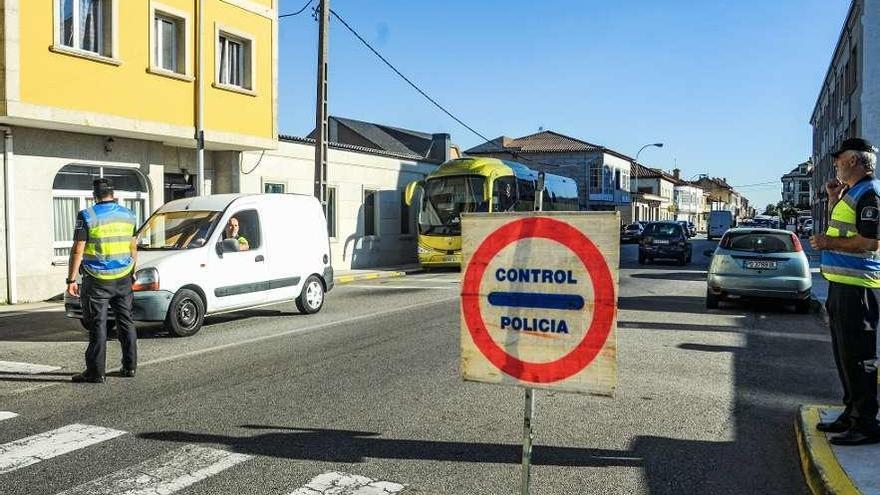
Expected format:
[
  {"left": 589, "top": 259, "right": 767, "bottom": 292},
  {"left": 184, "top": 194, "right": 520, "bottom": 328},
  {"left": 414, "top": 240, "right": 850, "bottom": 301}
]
[{"left": 460, "top": 212, "right": 619, "bottom": 396}]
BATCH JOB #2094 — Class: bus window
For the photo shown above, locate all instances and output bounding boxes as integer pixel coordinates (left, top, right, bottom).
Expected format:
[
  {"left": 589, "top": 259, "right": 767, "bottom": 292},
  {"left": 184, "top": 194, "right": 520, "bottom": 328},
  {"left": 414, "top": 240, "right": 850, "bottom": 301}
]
[
  {"left": 492, "top": 177, "right": 516, "bottom": 212},
  {"left": 515, "top": 179, "right": 536, "bottom": 211}
]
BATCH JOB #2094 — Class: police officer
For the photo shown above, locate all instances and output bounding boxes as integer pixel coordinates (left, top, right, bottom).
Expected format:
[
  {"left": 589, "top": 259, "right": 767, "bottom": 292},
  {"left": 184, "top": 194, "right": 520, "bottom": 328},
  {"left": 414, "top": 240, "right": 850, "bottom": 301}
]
[
  {"left": 66, "top": 178, "right": 139, "bottom": 383},
  {"left": 810, "top": 137, "right": 880, "bottom": 445}
]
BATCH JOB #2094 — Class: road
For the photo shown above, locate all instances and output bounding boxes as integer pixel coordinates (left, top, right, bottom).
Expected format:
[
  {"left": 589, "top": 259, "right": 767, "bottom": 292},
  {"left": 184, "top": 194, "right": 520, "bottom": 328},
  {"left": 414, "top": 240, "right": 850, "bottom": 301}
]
[{"left": 0, "top": 237, "right": 838, "bottom": 494}]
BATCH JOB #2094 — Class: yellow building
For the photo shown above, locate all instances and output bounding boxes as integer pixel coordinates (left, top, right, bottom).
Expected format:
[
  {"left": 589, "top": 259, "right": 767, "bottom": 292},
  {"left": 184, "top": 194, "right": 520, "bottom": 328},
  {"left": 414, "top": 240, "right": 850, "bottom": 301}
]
[{"left": 0, "top": 0, "right": 278, "bottom": 302}]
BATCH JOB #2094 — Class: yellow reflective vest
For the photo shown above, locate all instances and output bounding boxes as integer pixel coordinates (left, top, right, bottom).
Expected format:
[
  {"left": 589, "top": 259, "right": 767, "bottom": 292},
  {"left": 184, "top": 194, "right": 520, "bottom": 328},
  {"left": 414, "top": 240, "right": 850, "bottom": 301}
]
[{"left": 820, "top": 177, "right": 880, "bottom": 287}]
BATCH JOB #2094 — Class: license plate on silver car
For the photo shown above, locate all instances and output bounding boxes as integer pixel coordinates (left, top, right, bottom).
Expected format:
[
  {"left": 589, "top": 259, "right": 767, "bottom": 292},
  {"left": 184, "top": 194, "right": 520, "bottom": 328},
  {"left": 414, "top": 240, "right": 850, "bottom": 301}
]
[{"left": 745, "top": 260, "right": 777, "bottom": 270}]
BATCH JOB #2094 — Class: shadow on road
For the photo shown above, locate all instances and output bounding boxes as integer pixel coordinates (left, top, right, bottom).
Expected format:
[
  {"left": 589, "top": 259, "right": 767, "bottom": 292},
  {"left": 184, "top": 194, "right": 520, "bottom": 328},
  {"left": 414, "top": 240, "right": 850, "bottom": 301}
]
[
  {"left": 139, "top": 426, "right": 641, "bottom": 467},
  {"left": 618, "top": 295, "right": 706, "bottom": 313}
]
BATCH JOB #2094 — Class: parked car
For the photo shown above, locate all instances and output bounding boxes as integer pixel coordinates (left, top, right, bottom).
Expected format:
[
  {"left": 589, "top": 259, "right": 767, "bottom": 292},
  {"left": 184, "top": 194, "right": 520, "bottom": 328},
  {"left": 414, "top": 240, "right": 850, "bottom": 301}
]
[
  {"left": 677, "top": 220, "right": 696, "bottom": 238},
  {"left": 639, "top": 221, "right": 692, "bottom": 265},
  {"left": 801, "top": 218, "right": 814, "bottom": 237},
  {"left": 621, "top": 223, "right": 645, "bottom": 243},
  {"left": 704, "top": 228, "right": 811, "bottom": 312},
  {"left": 65, "top": 193, "right": 334, "bottom": 337}
]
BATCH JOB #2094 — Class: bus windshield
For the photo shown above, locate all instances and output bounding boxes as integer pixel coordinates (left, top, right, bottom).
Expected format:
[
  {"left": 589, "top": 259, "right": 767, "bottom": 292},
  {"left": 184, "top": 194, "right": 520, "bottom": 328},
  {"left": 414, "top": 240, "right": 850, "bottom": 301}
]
[{"left": 419, "top": 176, "right": 488, "bottom": 236}]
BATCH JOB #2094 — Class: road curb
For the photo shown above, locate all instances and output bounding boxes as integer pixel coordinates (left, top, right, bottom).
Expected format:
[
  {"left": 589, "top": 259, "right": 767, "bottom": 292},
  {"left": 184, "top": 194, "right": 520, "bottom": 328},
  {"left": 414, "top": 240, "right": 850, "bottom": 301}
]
[
  {"left": 795, "top": 405, "right": 861, "bottom": 495},
  {"left": 334, "top": 270, "right": 407, "bottom": 285}
]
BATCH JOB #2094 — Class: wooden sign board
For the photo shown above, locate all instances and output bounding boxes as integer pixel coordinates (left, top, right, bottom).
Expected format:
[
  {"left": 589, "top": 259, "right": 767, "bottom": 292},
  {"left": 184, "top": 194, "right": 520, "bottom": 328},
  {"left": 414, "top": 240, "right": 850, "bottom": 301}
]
[{"left": 459, "top": 212, "right": 619, "bottom": 396}]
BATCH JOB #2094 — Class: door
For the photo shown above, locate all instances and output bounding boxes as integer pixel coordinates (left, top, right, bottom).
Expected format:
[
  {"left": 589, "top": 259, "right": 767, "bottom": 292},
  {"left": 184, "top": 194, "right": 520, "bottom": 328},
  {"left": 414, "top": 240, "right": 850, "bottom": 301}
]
[{"left": 206, "top": 208, "right": 269, "bottom": 311}]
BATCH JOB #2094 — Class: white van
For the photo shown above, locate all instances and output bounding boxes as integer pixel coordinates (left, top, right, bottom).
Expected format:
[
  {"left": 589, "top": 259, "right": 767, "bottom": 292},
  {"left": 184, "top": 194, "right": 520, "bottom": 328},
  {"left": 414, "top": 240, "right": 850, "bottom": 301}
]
[
  {"left": 65, "top": 194, "right": 334, "bottom": 337},
  {"left": 707, "top": 210, "right": 734, "bottom": 240}
]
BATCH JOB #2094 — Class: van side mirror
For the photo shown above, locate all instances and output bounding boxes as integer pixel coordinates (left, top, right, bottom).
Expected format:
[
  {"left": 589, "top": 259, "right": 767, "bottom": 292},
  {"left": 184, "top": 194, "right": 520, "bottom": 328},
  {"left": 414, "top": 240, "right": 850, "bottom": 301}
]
[
  {"left": 217, "top": 238, "right": 239, "bottom": 255},
  {"left": 703, "top": 249, "right": 715, "bottom": 257},
  {"left": 404, "top": 181, "right": 423, "bottom": 206}
]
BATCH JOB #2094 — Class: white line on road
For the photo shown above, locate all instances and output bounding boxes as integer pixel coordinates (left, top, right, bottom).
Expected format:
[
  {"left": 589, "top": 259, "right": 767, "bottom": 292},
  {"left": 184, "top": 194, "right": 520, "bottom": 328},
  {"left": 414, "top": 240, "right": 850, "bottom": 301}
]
[
  {"left": 0, "top": 360, "right": 62, "bottom": 374},
  {"left": 137, "top": 296, "right": 458, "bottom": 369},
  {"left": 0, "top": 423, "right": 126, "bottom": 474},
  {"left": 0, "top": 411, "right": 18, "bottom": 421},
  {"left": 346, "top": 284, "right": 454, "bottom": 290},
  {"left": 2, "top": 296, "right": 458, "bottom": 399},
  {"left": 55, "top": 444, "right": 251, "bottom": 495},
  {"left": 289, "top": 471, "right": 404, "bottom": 495}
]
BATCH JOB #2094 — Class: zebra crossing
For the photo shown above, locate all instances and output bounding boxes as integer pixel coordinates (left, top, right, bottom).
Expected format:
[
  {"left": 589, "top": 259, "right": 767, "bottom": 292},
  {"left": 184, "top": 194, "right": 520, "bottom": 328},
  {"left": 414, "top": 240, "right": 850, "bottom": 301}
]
[{"left": 0, "top": 413, "right": 406, "bottom": 494}]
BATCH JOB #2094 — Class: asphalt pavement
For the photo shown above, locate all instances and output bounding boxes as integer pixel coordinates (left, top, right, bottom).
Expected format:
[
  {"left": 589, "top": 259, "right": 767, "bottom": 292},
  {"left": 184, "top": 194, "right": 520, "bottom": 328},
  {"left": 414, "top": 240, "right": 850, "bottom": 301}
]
[{"left": 0, "top": 237, "right": 840, "bottom": 494}]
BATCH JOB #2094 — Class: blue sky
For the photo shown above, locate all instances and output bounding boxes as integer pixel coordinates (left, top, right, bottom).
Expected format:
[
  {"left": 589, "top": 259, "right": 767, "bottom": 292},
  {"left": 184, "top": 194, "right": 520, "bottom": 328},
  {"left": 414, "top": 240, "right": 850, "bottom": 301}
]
[{"left": 277, "top": 0, "right": 850, "bottom": 209}]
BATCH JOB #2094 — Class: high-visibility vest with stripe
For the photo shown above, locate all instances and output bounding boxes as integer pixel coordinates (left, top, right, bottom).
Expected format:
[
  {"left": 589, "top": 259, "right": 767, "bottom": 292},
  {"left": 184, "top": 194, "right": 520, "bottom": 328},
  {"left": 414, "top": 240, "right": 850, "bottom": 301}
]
[
  {"left": 820, "top": 177, "right": 880, "bottom": 287},
  {"left": 81, "top": 202, "right": 137, "bottom": 281}
]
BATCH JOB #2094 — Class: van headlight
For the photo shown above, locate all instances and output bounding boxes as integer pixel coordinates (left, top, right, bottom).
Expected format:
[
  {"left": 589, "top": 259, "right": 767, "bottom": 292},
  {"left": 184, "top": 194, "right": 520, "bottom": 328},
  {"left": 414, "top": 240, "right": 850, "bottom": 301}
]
[
  {"left": 132, "top": 268, "right": 160, "bottom": 292},
  {"left": 417, "top": 245, "right": 431, "bottom": 254}
]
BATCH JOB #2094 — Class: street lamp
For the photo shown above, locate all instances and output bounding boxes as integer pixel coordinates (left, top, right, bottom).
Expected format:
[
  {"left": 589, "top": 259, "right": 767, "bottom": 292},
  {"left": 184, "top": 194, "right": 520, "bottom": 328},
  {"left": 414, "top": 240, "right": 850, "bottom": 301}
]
[{"left": 632, "top": 142, "right": 663, "bottom": 222}]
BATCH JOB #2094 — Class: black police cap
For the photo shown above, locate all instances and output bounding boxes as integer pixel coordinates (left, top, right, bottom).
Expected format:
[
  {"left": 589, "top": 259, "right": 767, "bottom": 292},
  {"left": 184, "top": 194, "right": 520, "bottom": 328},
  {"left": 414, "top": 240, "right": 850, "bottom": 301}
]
[{"left": 832, "top": 138, "right": 878, "bottom": 157}]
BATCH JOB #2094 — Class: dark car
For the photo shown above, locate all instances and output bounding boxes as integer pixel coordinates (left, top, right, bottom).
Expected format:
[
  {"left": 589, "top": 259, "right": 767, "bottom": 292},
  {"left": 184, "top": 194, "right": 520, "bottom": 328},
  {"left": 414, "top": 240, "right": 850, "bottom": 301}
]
[
  {"left": 639, "top": 221, "right": 693, "bottom": 265},
  {"left": 620, "top": 223, "right": 644, "bottom": 243},
  {"left": 677, "top": 220, "right": 696, "bottom": 238}
]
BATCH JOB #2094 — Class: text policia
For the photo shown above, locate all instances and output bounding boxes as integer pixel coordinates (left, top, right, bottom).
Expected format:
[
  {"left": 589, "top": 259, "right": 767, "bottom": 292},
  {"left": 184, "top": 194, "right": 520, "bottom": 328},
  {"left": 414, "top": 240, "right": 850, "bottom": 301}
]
[{"left": 494, "top": 267, "right": 579, "bottom": 335}]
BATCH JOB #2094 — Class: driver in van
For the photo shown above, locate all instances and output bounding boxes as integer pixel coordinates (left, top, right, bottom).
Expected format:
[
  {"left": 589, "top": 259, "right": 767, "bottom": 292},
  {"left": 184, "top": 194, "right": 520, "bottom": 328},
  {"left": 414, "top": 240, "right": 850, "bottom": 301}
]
[{"left": 222, "top": 217, "right": 250, "bottom": 251}]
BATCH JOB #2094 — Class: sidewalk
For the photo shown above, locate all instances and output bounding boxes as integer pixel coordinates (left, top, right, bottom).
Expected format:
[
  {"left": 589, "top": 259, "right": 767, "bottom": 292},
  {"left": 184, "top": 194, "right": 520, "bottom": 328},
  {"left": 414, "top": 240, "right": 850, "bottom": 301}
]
[
  {"left": 795, "top": 406, "right": 878, "bottom": 495},
  {"left": 332, "top": 264, "right": 422, "bottom": 285},
  {"left": 797, "top": 247, "right": 879, "bottom": 495}
]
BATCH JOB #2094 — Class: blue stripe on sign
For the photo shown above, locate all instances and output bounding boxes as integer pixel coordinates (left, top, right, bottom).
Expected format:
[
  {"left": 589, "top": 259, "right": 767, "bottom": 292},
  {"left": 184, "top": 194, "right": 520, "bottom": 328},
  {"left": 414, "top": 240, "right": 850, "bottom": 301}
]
[{"left": 488, "top": 292, "right": 584, "bottom": 310}]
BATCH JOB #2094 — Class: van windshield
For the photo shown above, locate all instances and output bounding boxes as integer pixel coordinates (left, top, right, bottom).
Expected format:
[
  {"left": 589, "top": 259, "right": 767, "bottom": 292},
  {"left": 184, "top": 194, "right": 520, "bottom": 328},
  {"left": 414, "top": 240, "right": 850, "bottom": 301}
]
[{"left": 137, "top": 210, "right": 222, "bottom": 250}]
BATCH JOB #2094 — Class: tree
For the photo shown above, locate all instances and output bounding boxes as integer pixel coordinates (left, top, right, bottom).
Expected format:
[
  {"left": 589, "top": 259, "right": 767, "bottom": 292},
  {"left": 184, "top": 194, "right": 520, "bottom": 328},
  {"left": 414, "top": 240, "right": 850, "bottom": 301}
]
[{"left": 763, "top": 203, "right": 778, "bottom": 216}]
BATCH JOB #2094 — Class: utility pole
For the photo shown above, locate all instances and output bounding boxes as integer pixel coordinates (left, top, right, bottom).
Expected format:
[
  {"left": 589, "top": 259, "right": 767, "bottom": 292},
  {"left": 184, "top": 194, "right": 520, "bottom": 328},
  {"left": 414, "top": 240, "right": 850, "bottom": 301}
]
[{"left": 314, "top": 0, "right": 329, "bottom": 208}]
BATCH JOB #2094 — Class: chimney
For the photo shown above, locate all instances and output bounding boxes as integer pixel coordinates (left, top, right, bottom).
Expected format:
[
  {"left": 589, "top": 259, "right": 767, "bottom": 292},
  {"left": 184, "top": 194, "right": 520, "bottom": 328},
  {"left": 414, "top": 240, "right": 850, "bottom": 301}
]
[
  {"left": 673, "top": 168, "right": 681, "bottom": 179},
  {"left": 429, "top": 133, "right": 451, "bottom": 163}
]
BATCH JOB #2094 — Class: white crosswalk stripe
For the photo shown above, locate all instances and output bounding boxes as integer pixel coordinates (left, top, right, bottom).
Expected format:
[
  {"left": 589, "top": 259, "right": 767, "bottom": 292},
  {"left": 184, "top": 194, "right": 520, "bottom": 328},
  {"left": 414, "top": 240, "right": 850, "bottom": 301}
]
[
  {"left": 55, "top": 444, "right": 251, "bottom": 495},
  {"left": 289, "top": 471, "right": 405, "bottom": 494},
  {"left": 0, "top": 412, "right": 18, "bottom": 422},
  {"left": 0, "top": 423, "right": 126, "bottom": 474},
  {"left": 0, "top": 360, "right": 62, "bottom": 374}
]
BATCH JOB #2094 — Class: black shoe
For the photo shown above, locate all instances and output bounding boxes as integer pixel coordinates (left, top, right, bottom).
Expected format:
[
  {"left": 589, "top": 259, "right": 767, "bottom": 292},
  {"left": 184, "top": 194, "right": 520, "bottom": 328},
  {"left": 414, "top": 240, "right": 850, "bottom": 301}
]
[
  {"left": 120, "top": 368, "right": 136, "bottom": 378},
  {"left": 817, "top": 415, "right": 853, "bottom": 433},
  {"left": 71, "top": 373, "right": 104, "bottom": 383},
  {"left": 830, "top": 428, "right": 880, "bottom": 446}
]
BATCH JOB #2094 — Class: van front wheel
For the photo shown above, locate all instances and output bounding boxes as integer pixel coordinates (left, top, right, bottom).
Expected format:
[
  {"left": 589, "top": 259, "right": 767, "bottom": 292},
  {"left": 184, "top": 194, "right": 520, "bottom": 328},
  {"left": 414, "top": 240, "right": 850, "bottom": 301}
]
[
  {"left": 296, "top": 275, "right": 325, "bottom": 314},
  {"left": 165, "top": 289, "right": 205, "bottom": 337}
]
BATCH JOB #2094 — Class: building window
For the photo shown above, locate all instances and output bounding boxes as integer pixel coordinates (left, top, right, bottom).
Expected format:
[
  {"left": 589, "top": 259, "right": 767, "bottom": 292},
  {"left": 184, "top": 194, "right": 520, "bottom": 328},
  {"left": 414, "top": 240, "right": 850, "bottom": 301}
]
[
  {"left": 58, "top": 0, "right": 113, "bottom": 56},
  {"left": 153, "top": 10, "right": 186, "bottom": 74},
  {"left": 590, "top": 164, "right": 602, "bottom": 192},
  {"left": 363, "top": 189, "right": 378, "bottom": 236},
  {"left": 52, "top": 165, "right": 148, "bottom": 261},
  {"left": 400, "top": 191, "right": 410, "bottom": 235},
  {"left": 326, "top": 186, "right": 337, "bottom": 238},
  {"left": 263, "top": 182, "right": 285, "bottom": 193},
  {"left": 217, "top": 31, "right": 253, "bottom": 90}
]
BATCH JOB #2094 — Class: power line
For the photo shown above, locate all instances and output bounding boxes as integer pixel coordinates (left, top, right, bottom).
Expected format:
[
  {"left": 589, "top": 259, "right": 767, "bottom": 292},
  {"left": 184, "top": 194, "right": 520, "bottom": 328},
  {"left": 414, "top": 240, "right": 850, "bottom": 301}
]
[
  {"left": 279, "top": 0, "right": 314, "bottom": 18},
  {"left": 327, "top": 8, "right": 495, "bottom": 145}
]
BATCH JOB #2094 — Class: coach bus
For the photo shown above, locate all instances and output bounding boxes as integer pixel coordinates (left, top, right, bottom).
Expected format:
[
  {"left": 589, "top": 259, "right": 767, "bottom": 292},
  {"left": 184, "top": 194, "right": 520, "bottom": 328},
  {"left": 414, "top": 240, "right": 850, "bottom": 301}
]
[{"left": 403, "top": 157, "right": 579, "bottom": 268}]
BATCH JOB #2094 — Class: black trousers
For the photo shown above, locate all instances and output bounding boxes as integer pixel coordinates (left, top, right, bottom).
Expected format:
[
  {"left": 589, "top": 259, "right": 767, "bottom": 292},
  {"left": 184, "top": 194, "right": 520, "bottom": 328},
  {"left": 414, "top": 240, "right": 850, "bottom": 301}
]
[
  {"left": 826, "top": 282, "right": 879, "bottom": 428},
  {"left": 81, "top": 275, "right": 137, "bottom": 377}
]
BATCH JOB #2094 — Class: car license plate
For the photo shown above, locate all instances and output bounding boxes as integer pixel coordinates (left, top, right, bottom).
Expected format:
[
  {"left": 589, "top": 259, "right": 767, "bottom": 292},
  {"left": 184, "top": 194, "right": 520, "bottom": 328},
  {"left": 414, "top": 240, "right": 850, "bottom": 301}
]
[
  {"left": 653, "top": 239, "right": 669, "bottom": 245},
  {"left": 444, "top": 255, "right": 458, "bottom": 262},
  {"left": 745, "top": 260, "right": 777, "bottom": 270}
]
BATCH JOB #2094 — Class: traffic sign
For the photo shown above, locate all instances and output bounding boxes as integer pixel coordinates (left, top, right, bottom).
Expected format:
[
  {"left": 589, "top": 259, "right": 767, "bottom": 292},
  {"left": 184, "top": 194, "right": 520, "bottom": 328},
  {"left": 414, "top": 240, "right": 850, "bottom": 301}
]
[{"left": 460, "top": 212, "right": 619, "bottom": 396}]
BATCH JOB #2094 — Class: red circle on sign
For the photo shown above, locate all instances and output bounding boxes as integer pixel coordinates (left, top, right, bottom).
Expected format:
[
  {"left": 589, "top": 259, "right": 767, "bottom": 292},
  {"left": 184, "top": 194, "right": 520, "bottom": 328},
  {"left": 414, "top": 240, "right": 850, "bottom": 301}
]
[{"left": 461, "top": 217, "right": 616, "bottom": 383}]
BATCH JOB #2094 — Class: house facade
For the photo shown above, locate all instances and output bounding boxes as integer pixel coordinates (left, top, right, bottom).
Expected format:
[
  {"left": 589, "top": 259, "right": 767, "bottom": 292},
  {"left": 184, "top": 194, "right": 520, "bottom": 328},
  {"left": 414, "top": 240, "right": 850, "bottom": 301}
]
[
  {"left": 781, "top": 160, "right": 813, "bottom": 209},
  {"left": 465, "top": 131, "right": 632, "bottom": 213},
  {"left": 810, "top": 0, "right": 880, "bottom": 230},
  {"left": 0, "top": 2, "right": 452, "bottom": 303}
]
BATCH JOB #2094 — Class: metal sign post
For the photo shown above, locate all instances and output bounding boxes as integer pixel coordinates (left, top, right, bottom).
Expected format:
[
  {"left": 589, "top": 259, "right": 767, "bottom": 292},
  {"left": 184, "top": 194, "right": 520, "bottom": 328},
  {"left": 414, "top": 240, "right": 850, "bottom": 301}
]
[{"left": 521, "top": 388, "right": 535, "bottom": 495}]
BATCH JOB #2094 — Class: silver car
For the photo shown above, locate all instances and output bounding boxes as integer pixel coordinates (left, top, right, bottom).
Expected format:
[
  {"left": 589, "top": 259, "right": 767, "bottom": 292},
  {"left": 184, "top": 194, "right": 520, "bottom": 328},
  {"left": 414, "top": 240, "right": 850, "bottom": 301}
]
[{"left": 705, "top": 228, "right": 812, "bottom": 312}]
